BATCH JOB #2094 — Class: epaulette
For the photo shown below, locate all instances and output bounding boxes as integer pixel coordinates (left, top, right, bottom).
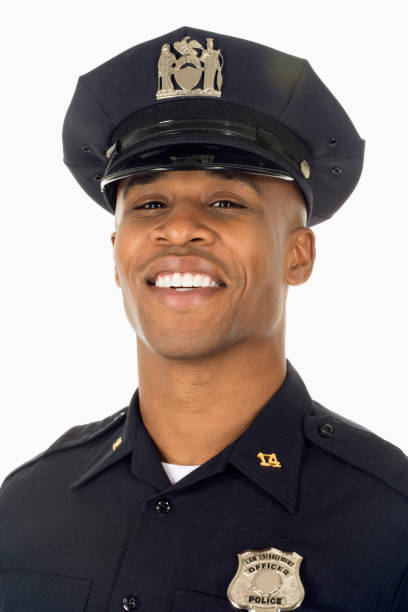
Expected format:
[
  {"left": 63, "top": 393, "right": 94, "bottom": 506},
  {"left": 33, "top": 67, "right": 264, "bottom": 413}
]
[
  {"left": 304, "top": 400, "right": 408, "bottom": 501},
  {"left": 1, "top": 406, "right": 128, "bottom": 487}
]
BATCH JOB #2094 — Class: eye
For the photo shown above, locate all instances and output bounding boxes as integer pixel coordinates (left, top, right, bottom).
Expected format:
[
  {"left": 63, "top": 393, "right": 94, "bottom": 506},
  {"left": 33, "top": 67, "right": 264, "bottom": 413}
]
[
  {"left": 131, "top": 199, "right": 245, "bottom": 211},
  {"left": 211, "top": 200, "right": 244, "bottom": 208},
  {"left": 132, "top": 201, "right": 166, "bottom": 210}
]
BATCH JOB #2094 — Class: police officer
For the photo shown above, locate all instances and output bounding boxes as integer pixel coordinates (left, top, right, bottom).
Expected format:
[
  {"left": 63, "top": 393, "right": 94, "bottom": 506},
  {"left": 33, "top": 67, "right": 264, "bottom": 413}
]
[{"left": 0, "top": 26, "right": 407, "bottom": 612}]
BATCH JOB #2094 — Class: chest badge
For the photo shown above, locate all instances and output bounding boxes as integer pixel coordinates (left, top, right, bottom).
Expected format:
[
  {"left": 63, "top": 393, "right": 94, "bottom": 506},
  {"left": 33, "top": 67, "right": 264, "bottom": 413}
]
[{"left": 227, "top": 547, "right": 304, "bottom": 611}]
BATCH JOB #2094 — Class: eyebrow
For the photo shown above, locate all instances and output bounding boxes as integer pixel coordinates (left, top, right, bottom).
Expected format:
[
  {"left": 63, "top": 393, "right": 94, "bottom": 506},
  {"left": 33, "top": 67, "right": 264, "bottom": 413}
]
[
  {"left": 208, "top": 170, "right": 262, "bottom": 195},
  {"left": 121, "top": 169, "right": 262, "bottom": 201},
  {"left": 121, "top": 172, "right": 165, "bottom": 200}
]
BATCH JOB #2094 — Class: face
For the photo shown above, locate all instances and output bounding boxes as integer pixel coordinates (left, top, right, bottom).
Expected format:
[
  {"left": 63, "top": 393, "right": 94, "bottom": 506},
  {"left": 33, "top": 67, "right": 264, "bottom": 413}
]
[{"left": 111, "top": 170, "right": 315, "bottom": 361}]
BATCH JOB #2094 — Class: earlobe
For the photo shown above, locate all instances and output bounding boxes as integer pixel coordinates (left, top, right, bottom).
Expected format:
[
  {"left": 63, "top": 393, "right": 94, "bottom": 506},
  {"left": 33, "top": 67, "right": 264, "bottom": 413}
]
[
  {"left": 110, "top": 232, "right": 121, "bottom": 288},
  {"left": 114, "top": 265, "right": 121, "bottom": 288},
  {"left": 286, "top": 228, "right": 316, "bottom": 286}
]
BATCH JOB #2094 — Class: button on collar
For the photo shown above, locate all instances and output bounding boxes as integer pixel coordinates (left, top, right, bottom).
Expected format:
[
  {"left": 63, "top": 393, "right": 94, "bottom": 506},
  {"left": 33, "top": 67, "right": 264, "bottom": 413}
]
[
  {"left": 318, "top": 423, "right": 335, "bottom": 438},
  {"left": 122, "top": 594, "right": 140, "bottom": 610},
  {"left": 155, "top": 498, "right": 173, "bottom": 513}
]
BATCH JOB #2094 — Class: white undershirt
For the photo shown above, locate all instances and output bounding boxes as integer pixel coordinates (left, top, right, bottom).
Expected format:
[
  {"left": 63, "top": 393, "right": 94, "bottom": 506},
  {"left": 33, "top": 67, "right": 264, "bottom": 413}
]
[{"left": 161, "top": 462, "right": 201, "bottom": 484}]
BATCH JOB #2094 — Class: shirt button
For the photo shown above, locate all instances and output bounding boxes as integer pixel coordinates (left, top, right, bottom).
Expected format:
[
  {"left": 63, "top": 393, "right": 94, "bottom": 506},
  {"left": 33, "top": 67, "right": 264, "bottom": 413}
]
[
  {"left": 122, "top": 594, "right": 140, "bottom": 610},
  {"left": 318, "top": 423, "right": 335, "bottom": 438},
  {"left": 155, "top": 498, "right": 173, "bottom": 513}
]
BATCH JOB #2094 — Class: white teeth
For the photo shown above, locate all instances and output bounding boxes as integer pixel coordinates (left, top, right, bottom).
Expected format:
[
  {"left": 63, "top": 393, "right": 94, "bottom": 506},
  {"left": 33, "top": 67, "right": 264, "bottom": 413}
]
[
  {"left": 200, "top": 275, "right": 211, "bottom": 287},
  {"left": 155, "top": 272, "right": 222, "bottom": 288}
]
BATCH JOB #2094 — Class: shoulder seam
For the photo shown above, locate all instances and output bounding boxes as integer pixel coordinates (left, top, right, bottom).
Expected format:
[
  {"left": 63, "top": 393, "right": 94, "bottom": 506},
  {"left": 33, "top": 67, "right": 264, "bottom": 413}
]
[
  {"left": 1, "top": 407, "right": 128, "bottom": 486},
  {"left": 305, "top": 401, "right": 408, "bottom": 502}
]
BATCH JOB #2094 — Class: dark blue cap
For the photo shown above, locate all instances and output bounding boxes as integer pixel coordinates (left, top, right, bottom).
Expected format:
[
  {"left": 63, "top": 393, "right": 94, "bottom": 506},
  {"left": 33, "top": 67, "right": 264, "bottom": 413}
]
[{"left": 62, "top": 26, "right": 365, "bottom": 226}]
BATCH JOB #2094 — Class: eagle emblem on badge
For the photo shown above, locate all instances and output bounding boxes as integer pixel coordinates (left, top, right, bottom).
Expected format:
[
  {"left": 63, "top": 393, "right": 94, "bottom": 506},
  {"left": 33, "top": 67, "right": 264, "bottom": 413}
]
[
  {"left": 227, "top": 547, "right": 305, "bottom": 612},
  {"left": 156, "top": 36, "right": 223, "bottom": 99}
]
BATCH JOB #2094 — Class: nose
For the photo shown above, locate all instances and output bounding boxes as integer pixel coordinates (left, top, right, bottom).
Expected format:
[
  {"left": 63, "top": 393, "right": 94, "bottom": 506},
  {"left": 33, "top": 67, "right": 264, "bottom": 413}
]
[{"left": 149, "top": 199, "right": 216, "bottom": 247}]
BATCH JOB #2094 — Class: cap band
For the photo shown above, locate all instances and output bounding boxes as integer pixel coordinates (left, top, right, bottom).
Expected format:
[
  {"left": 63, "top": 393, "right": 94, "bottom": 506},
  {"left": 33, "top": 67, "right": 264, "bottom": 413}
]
[{"left": 105, "top": 117, "right": 305, "bottom": 173}]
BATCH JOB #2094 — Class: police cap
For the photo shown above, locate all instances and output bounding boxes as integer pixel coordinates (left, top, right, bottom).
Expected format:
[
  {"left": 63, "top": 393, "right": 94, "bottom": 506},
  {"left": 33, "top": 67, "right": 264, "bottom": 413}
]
[{"left": 62, "top": 26, "right": 365, "bottom": 226}]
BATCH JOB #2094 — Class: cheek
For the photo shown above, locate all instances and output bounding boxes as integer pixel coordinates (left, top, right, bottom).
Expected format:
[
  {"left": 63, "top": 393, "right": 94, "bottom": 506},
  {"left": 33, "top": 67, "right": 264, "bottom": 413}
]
[
  {"left": 113, "top": 226, "right": 143, "bottom": 277},
  {"left": 247, "top": 224, "right": 281, "bottom": 283},
  {"left": 247, "top": 231, "right": 286, "bottom": 317}
]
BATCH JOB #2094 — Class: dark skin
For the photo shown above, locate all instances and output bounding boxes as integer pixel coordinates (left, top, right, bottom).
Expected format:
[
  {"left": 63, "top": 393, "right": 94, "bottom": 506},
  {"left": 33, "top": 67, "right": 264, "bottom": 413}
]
[{"left": 111, "top": 170, "right": 316, "bottom": 465}]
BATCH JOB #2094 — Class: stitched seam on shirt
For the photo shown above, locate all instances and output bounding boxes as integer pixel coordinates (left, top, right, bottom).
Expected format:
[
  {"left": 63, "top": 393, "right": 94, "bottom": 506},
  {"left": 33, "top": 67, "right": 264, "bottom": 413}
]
[{"left": 390, "top": 559, "right": 408, "bottom": 611}]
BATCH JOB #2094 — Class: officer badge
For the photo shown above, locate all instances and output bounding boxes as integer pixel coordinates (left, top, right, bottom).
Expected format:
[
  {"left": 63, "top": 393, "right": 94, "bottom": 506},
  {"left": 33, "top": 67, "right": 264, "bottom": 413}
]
[
  {"left": 156, "top": 36, "right": 223, "bottom": 99},
  {"left": 227, "top": 547, "right": 304, "bottom": 611}
]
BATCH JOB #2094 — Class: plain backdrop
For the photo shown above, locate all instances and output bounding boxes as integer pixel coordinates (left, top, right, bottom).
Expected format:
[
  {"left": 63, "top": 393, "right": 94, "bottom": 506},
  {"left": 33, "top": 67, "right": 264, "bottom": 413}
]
[{"left": 1, "top": 0, "right": 407, "bottom": 484}]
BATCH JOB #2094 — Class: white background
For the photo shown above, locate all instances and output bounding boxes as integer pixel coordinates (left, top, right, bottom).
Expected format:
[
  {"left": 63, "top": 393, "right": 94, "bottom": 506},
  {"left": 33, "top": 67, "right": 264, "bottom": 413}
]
[{"left": 1, "top": 1, "right": 407, "bottom": 484}]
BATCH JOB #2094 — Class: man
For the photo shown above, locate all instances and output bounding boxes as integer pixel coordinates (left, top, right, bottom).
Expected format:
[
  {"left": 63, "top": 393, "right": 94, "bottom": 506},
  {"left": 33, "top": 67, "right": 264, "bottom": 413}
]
[{"left": 0, "top": 26, "right": 407, "bottom": 612}]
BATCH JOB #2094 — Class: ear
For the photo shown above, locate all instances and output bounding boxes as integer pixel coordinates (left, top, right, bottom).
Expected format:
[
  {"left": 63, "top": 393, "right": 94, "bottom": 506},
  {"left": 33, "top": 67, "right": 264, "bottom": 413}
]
[
  {"left": 285, "top": 227, "right": 316, "bottom": 286},
  {"left": 111, "top": 232, "right": 121, "bottom": 288}
]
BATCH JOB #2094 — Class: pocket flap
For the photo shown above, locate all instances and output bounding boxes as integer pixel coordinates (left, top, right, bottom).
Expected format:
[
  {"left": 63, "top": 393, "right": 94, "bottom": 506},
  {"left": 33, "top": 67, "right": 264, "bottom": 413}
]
[
  {"left": 171, "top": 587, "right": 232, "bottom": 611},
  {"left": 0, "top": 571, "right": 92, "bottom": 612}
]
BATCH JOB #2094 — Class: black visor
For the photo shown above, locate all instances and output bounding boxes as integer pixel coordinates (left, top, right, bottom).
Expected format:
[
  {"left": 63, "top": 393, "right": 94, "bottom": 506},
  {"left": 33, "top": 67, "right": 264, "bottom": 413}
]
[{"left": 101, "top": 142, "right": 295, "bottom": 212}]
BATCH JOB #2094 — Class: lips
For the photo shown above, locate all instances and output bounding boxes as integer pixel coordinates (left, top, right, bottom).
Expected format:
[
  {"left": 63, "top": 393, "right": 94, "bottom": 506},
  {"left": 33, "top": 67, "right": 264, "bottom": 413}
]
[
  {"left": 146, "top": 283, "right": 225, "bottom": 309},
  {"left": 145, "top": 255, "right": 226, "bottom": 286}
]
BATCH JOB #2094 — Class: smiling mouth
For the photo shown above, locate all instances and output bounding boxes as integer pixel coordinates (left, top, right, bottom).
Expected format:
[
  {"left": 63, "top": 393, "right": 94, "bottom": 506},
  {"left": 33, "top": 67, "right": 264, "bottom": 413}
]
[{"left": 145, "top": 280, "right": 226, "bottom": 290}]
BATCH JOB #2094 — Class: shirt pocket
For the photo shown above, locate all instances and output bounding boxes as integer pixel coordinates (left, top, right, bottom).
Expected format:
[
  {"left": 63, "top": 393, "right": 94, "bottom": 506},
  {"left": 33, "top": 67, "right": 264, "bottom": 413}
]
[
  {"left": 170, "top": 588, "right": 324, "bottom": 612},
  {"left": 171, "top": 588, "right": 233, "bottom": 611},
  {"left": 0, "top": 571, "right": 92, "bottom": 612}
]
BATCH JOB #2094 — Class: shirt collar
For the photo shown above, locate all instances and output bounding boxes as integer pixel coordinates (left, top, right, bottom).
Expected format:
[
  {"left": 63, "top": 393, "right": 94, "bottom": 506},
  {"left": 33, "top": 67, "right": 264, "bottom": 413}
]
[
  {"left": 228, "top": 359, "right": 313, "bottom": 514},
  {"left": 69, "top": 390, "right": 141, "bottom": 490},
  {"left": 69, "top": 359, "right": 313, "bottom": 514}
]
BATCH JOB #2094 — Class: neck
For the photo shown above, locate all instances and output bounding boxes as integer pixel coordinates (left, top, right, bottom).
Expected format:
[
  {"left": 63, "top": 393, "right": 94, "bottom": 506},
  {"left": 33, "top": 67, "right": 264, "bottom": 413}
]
[{"left": 136, "top": 335, "right": 286, "bottom": 465}]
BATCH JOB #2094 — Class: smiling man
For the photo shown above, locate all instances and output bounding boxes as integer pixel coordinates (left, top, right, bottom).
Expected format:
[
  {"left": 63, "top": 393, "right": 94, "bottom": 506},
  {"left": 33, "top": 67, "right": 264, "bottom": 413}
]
[
  {"left": 1, "top": 26, "right": 407, "bottom": 612},
  {"left": 111, "top": 169, "right": 312, "bottom": 468}
]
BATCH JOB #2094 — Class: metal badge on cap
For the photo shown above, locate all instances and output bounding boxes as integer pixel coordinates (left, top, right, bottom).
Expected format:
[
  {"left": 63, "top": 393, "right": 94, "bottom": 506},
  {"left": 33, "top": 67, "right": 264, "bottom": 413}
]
[
  {"left": 227, "top": 547, "right": 305, "bottom": 611},
  {"left": 156, "top": 36, "right": 223, "bottom": 99}
]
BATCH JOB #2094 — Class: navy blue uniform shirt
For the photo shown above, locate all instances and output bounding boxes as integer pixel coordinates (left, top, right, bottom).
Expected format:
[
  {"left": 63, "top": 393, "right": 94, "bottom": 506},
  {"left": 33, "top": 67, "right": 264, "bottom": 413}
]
[{"left": 1, "top": 359, "right": 407, "bottom": 611}]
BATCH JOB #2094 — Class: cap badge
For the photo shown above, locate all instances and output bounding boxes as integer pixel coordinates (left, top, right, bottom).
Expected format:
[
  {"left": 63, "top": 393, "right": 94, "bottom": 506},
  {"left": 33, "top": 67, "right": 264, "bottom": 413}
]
[
  {"left": 227, "top": 547, "right": 305, "bottom": 612},
  {"left": 156, "top": 36, "right": 223, "bottom": 100}
]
